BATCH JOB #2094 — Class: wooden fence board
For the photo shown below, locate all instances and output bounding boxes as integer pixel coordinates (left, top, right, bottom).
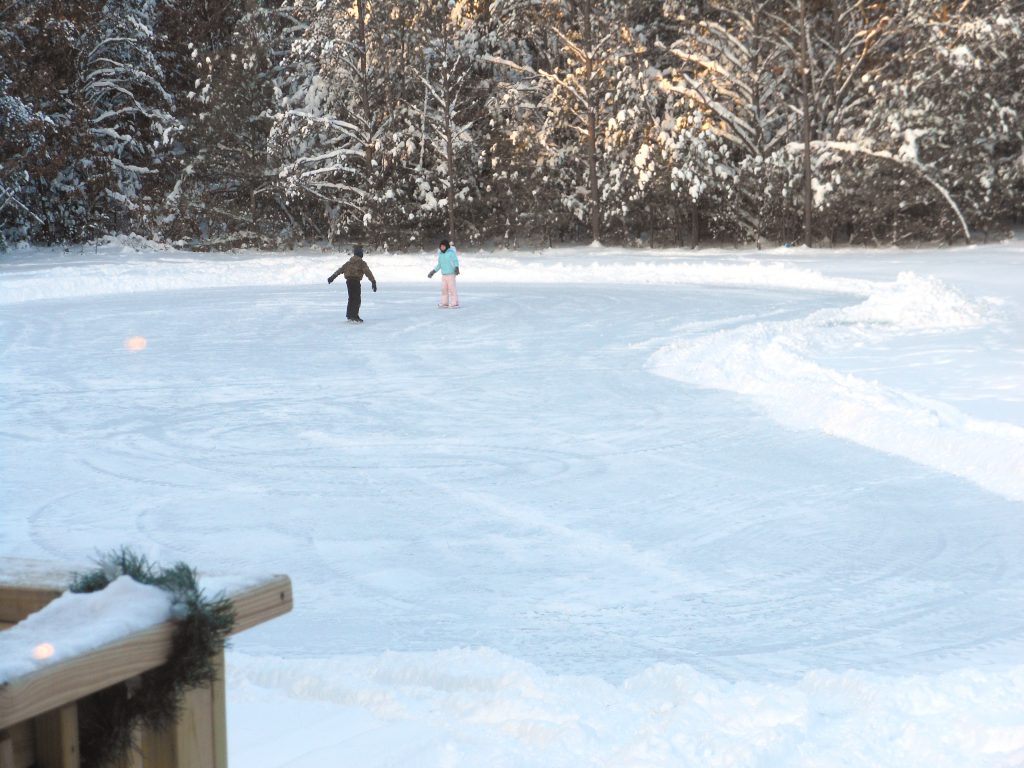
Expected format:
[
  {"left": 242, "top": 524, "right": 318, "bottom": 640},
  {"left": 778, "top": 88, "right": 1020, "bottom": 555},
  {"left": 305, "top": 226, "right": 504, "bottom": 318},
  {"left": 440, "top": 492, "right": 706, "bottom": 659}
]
[
  {"left": 0, "top": 587, "right": 62, "bottom": 625},
  {"left": 228, "top": 576, "right": 293, "bottom": 634},
  {"left": 0, "top": 624, "right": 176, "bottom": 730},
  {"left": 0, "top": 575, "right": 292, "bottom": 731}
]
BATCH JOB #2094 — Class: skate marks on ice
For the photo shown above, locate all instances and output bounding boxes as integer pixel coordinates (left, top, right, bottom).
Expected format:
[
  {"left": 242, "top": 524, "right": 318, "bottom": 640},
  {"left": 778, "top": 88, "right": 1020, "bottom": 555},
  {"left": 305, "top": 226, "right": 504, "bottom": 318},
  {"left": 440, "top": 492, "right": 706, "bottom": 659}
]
[
  {"left": 2, "top": 282, "right": 1023, "bottom": 683},
  {"left": 322, "top": 288, "right": 1023, "bottom": 677}
]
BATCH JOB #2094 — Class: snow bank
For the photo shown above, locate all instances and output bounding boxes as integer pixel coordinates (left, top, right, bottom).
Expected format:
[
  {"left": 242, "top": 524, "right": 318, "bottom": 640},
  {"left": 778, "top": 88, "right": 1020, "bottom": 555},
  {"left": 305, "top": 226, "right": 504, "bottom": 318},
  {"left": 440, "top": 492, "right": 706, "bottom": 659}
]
[
  {"left": 0, "top": 576, "right": 172, "bottom": 683},
  {"left": 0, "top": 243, "right": 874, "bottom": 305},
  {"left": 648, "top": 269, "right": 1024, "bottom": 502},
  {"left": 227, "top": 649, "right": 1024, "bottom": 768}
]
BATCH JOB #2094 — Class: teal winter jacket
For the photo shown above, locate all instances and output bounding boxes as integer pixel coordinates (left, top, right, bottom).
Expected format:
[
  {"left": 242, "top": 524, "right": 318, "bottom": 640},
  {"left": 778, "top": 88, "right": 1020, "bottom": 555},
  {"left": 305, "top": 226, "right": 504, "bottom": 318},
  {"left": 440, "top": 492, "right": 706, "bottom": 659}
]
[{"left": 433, "top": 246, "right": 459, "bottom": 275}]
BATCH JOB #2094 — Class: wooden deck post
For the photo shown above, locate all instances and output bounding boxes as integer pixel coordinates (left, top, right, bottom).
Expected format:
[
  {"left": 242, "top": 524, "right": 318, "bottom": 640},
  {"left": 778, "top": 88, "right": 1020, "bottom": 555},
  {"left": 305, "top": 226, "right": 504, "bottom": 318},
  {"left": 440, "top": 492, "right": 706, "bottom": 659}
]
[
  {"left": 0, "top": 722, "right": 34, "bottom": 768},
  {"left": 140, "top": 656, "right": 221, "bottom": 768},
  {"left": 33, "top": 704, "right": 79, "bottom": 768},
  {"left": 212, "top": 652, "right": 228, "bottom": 767},
  {"left": 0, "top": 736, "right": 14, "bottom": 768}
]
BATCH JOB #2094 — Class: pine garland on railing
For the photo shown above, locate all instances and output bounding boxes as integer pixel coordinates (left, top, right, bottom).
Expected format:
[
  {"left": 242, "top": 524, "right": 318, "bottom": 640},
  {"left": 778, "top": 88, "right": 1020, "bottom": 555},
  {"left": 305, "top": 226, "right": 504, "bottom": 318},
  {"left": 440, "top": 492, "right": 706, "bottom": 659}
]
[{"left": 69, "top": 548, "right": 236, "bottom": 768}]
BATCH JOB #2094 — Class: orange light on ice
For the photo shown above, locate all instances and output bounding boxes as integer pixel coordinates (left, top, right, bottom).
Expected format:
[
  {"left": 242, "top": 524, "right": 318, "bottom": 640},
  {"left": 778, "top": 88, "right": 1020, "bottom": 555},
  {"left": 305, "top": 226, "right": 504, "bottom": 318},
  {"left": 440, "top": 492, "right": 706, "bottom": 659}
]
[{"left": 124, "top": 335, "right": 148, "bottom": 351}]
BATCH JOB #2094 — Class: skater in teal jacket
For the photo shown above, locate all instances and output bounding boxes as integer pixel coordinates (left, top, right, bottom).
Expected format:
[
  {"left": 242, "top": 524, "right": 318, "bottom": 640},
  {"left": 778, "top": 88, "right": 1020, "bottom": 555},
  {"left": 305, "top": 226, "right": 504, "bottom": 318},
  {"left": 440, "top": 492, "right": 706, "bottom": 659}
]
[{"left": 427, "top": 239, "right": 460, "bottom": 308}]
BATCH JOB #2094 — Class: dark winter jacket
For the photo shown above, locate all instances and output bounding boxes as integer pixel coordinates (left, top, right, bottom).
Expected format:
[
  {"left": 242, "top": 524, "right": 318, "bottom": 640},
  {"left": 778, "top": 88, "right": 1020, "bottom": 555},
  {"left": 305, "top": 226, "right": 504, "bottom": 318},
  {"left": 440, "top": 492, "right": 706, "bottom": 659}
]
[{"left": 329, "top": 256, "right": 376, "bottom": 285}]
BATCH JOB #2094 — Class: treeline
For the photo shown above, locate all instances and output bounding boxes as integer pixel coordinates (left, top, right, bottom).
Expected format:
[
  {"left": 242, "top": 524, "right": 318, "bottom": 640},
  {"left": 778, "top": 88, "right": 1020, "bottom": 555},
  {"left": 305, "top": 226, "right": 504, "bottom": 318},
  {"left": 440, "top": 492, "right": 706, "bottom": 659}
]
[{"left": 2, "top": 0, "right": 1022, "bottom": 250}]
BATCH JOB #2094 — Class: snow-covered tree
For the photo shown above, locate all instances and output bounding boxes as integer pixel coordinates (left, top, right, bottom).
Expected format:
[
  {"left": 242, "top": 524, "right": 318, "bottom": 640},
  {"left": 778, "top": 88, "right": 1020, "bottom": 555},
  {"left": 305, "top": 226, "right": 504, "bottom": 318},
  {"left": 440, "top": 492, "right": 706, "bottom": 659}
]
[
  {"left": 403, "top": 0, "right": 486, "bottom": 241},
  {"left": 600, "top": 51, "right": 663, "bottom": 245},
  {"left": 163, "top": 1, "right": 291, "bottom": 246},
  {"left": 0, "top": 1, "right": 91, "bottom": 244},
  {"left": 511, "top": 0, "right": 630, "bottom": 243},
  {"left": 666, "top": 1, "right": 794, "bottom": 246},
  {"left": 2, "top": 0, "right": 1021, "bottom": 247},
  {"left": 862, "top": 1, "right": 1023, "bottom": 241},
  {"left": 81, "top": 0, "right": 181, "bottom": 234},
  {"left": 270, "top": 0, "right": 428, "bottom": 243},
  {"left": 775, "top": 0, "right": 960, "bottom": 244},
  {"left": 473, "top": 0, "right": 560, "bottom": 244},
  {"left": 782, "top": 0, "right": 883, "bottom": 244},
  {"left": 0, "top": 86, "right": 50, "bottom": 247},
  {"left": 654, "top": 86, "right": 735, "bottom": 245}
]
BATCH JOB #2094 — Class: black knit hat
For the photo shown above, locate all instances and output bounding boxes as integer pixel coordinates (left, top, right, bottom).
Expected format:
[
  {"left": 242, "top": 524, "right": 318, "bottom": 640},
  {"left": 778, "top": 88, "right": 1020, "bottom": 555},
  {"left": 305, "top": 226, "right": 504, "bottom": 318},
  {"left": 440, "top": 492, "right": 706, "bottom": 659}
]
[
  {"left": 440, "top": 239, "right": 450, "bottom": 248},
  {"left": 353, "top": 245, "right": 364, "bottom": 257}
]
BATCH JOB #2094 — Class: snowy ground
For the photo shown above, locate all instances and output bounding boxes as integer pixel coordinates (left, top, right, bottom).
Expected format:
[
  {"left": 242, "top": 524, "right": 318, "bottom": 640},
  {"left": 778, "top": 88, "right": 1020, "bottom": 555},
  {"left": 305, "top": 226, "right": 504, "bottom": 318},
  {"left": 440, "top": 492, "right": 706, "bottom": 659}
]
[{"left": 2, "top": 240, "right": 1023, "bottom": 766}]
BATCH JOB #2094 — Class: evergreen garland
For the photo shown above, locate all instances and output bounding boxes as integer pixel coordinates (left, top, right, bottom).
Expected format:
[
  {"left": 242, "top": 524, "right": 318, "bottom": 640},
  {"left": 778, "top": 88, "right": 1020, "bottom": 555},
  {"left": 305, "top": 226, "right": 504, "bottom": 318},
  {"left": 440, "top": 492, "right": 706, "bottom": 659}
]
[{"left": 69, "top": 548, "right": 236, "bottom": 768}]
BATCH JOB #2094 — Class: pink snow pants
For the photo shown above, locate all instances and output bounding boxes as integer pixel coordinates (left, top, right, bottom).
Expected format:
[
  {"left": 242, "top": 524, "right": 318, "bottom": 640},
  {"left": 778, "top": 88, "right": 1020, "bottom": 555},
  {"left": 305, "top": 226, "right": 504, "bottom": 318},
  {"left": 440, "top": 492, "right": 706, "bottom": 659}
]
[{"left": 440, "top": 274, "right": 459, "bottom": 307}]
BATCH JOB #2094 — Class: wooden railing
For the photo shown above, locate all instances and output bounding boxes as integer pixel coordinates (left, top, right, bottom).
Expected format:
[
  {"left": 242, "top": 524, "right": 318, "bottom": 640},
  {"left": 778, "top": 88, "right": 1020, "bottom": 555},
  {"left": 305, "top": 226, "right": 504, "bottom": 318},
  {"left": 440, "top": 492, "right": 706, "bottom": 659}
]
[{"left": 0, "top": 561, "right": 292, "bottom": 768}]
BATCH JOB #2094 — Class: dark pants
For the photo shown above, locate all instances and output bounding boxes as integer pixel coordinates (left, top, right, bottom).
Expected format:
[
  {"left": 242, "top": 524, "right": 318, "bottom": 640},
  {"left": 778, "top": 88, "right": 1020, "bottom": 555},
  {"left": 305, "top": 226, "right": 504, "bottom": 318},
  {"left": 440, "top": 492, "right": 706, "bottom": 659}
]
[{"left": 345, "top": 279, "right": 362, "bottom": 319}]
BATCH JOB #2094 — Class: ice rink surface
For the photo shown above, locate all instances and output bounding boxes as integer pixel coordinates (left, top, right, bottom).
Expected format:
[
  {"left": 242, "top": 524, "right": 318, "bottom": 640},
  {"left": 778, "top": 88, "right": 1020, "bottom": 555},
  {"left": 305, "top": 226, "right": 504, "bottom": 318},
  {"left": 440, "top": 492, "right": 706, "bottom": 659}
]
[{"left": 2, "top": 242, "right": 1023, "bottom": 766}]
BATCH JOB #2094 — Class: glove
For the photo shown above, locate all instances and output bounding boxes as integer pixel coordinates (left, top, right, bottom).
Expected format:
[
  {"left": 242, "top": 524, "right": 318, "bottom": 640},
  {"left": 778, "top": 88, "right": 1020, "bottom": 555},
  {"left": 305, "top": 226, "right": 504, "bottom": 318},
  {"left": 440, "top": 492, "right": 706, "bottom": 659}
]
[
  {"left": 427, "top": 270, "right": 436, "bottom": 278},
  {"left": 327, "top": 276, "right": 334, "bottom": 284},
  {"left": 454, "top": 266, "right": 460, "bottom": 276},
  {"left": 371, "top": 283, "right": 377, "bottom": 292}
]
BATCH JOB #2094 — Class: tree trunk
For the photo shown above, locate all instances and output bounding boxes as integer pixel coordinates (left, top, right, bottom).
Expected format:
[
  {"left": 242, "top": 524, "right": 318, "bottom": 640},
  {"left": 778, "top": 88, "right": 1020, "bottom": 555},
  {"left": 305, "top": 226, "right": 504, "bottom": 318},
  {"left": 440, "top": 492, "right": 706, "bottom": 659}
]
[
  {"left": 588, "top": 108, "right": 599, "bottom": 243},
  {"left": 442, "top": 23, "right": 457, "bottom": 240},
  {"left": 751, "top": 9, "right": 764, "bottom": 251},
  {"left": 799, "top": 0, "right": 813, "bottom": 247},
  {"left": 445, "top": 123, "right": 456, "bottom": 240},
  {"left": 581, "top": 0, "right": 600, "bottom": 243},
  {"left": 356, "top": 0, "right": 373, "bottom": 180}
]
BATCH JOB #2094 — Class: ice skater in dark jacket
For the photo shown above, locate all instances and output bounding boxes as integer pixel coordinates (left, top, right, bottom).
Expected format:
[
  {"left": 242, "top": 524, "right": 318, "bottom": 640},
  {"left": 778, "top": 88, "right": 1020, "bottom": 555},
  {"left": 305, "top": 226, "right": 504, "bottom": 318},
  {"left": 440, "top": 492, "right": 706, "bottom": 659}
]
[{"left": 328, "top": 245, "right": 377, "bottom": 323}]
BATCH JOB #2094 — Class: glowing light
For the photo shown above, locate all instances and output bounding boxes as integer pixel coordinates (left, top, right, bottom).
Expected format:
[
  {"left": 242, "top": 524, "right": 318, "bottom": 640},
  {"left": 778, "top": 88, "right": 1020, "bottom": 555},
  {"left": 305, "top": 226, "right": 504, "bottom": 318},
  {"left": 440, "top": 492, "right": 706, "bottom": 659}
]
[
  {"left": 124, "top": 335, "right": 148, "bottom": 352},
  {"left": 32, "top": 642, "right": 55, "bottom": 660}
]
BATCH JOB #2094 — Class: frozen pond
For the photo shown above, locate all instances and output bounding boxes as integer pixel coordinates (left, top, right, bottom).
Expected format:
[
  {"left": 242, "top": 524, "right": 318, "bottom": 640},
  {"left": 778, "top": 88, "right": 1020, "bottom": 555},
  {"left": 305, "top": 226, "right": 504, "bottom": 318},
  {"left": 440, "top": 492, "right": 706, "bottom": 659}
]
[{"left": 2, "top": 243, "right": 1023, "bottom": 766}]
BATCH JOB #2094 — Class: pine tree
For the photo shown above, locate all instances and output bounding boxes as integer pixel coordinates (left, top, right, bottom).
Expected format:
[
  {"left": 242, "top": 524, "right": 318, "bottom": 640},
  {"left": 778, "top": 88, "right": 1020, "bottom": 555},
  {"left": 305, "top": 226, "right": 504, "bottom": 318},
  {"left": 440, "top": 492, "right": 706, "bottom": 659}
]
[
  {"left": 269, "top": 0, "right": 428, "bottom": 244},
  {"left": 163, "top": 1, "right": 291, "bottom": 246},
  {"left": 401, "top": 0, "right": 486, "bottom": 242},
  {"left": 0, "top": 0, "right": 93, "bottom": 243},
  {"left": 81, "top": 0, "right": 181, "bottom": 235},
  {"left": 3, "top": 0, "right": 1022, "bottom": 247},
  {"left": 666, "top": 1, "right": 795, "bottom": 246},
  {"left": 599, "top": 25, "right": 666, "bottom": 245},
  {"left": 475, "top": 0, "right": 560, "bottom": 245},
  {"left": 0, "top": 79, "right": 54, "bottom": 246}
]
